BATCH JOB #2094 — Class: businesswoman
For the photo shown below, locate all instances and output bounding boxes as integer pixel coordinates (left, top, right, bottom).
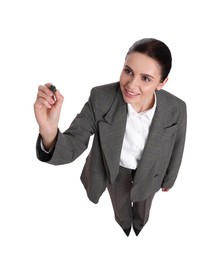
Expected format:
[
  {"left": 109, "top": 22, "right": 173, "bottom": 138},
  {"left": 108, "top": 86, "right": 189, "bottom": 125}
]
[{"left": 34, "top": 38, "right": 187, "bottom": 236}]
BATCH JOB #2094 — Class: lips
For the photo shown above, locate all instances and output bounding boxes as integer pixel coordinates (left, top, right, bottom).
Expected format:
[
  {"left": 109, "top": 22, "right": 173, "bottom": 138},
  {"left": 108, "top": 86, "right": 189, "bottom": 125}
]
[{"left": 124, "top": 88, "right": 139, "bottom": 98}]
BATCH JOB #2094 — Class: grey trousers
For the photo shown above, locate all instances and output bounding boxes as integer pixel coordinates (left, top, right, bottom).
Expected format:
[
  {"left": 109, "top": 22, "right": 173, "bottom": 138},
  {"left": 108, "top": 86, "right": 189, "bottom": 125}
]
[{"left": 107, "top": 166, "right": 155, "bottom": 231}]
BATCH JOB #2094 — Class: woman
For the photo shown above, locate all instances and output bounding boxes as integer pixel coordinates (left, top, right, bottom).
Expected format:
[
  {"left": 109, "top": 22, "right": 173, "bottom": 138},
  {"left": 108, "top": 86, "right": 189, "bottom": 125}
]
[{"left": 34, "top": 38, "right": 187, "bottom": 236}]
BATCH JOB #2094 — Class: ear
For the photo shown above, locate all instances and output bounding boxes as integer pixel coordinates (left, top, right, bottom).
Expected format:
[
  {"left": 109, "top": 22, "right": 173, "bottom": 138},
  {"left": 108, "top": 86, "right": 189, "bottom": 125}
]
[{"left": 156, "top": 77, "right": 168, "bottom": 91}]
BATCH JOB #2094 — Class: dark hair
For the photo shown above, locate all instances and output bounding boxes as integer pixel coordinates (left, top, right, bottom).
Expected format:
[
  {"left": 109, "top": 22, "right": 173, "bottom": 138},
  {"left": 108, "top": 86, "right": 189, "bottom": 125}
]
[{"left": 127, "top": 38, "right": 172, "bottom": 82}]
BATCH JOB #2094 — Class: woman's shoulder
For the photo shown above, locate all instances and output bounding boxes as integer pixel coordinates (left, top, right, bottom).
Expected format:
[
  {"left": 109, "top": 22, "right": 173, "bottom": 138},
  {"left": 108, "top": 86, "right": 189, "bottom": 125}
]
[
  {"left": 91, "top": 81, "right": 120, "bottom": 96},
  {"left": 89, "top": 81, "right": 120, "bottom": 104},
  {"left": 88, "top": 82, "right": 121, "bottom": 113},
  {"left": 157, "top": 89, "right": 186, "bottom": 108},
  {"left": 156, "top": 89, "right": 187, "bottom": 124}
]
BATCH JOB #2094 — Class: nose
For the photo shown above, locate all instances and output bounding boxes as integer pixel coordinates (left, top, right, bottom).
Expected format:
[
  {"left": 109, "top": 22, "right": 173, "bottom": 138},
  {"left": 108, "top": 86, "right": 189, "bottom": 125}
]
[{"left": 127, "top": 76, "right": 139, "bottom": 91}]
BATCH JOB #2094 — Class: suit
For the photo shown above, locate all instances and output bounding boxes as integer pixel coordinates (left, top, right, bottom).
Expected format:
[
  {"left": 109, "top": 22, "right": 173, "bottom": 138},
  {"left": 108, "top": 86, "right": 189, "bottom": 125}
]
[{"left": 36, "top": 81, "right": 187, "bottom": 206}]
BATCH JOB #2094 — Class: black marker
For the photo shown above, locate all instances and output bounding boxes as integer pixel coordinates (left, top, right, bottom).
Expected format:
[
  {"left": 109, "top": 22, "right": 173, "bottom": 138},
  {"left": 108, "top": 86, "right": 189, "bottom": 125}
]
[{"left": 49, "top": 84, "right": 57, "bottom": 93}]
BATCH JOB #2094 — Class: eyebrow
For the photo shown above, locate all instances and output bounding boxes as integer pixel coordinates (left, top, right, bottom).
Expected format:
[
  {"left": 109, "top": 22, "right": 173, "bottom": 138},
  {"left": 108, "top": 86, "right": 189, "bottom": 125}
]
[{"left": 124, "top": 65, "right": 155, "bottom": 79}]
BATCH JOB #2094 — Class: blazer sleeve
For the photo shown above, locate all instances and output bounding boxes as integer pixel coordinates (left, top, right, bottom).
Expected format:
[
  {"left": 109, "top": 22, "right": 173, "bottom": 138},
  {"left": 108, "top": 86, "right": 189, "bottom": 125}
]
[
  {"left": 36, "top": 134, "right": 56, "bottom": 162},
  {"left": 161, "top": 104, "right": 187, "bottom": 189},
  {"left": 36, "top": 91, "right": 96, "bottom": 165}
]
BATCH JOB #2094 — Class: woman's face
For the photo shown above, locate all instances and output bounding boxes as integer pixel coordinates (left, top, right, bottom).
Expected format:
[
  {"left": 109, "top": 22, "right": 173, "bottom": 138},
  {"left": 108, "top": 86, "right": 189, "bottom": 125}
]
[{"left": 119, "top": 52, "right": 168, "bottom": 112}]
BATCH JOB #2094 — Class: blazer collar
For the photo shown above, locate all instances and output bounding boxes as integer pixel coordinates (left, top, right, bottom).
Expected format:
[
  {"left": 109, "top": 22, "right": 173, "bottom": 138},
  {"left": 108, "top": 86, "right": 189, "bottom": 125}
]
[
  {"left": 155, "top": 90, "right": 177, "bottom": 128},
  {"left": 104, "top": 88, "right": 175, "bottom": 128},
  {"left": 103, "top": 86, "right": 126, "bottom": 124}
]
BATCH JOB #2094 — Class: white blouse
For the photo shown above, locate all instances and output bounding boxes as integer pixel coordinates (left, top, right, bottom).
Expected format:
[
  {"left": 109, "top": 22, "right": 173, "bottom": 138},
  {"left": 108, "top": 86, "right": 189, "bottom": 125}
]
[{"left": 119, "top": 93, "right": 157, "bottom": 169}]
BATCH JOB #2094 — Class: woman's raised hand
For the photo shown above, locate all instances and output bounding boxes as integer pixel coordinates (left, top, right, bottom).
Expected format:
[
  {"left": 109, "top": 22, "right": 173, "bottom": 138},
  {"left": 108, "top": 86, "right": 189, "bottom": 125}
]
[{"left": 34, "top": 83, "right": 64, "bottom": 150}]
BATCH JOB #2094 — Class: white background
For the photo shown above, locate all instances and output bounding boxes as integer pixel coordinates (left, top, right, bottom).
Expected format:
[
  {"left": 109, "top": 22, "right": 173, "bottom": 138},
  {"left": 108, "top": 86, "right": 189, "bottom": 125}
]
[{"left": 0, "top": 0, "right": 220, "bottom": 259}]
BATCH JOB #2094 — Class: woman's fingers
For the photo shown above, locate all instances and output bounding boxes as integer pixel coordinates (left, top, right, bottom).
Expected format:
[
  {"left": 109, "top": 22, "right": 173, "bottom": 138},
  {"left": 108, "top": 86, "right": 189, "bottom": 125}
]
[
  {"left": 35, "top": 97, "right": 53, "bottom": 109},
  {"left": 35, "top": 84, "right": 57, "bottom": 109},
  {"left": 53, "top": 89, "right": 64, "bottom": 109}
]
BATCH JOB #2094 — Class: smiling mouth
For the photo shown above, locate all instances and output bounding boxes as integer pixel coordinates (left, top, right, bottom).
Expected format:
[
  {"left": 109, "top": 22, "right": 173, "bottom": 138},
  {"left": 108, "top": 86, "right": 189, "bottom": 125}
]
[{"left": 124, "top": 88, "right": 140, "bottom": 97}]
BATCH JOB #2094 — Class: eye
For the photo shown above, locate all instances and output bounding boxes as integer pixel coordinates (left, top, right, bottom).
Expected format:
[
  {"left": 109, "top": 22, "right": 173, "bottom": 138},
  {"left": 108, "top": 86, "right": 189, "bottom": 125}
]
[
  {"left": 141, "top": 75, "right": 151, "bottom": 82},
  {"left": 124, "top": 68, "right": 132, "bottom": 75}
]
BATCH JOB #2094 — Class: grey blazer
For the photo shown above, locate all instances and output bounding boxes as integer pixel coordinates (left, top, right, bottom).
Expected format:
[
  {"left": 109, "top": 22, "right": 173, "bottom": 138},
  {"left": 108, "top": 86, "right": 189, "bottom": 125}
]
[{"left": 36, "top": 82, "right": 187, "bottom": 203}]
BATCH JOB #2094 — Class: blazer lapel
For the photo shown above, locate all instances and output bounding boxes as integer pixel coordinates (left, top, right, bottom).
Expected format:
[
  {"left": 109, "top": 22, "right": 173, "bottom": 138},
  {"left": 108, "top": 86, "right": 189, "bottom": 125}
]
[
  {"left": 98, "top": 88, "right": 127, "bottom": 183},
  {"left": 134, "top": 90, "right": 178, "bottom": 181}
]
